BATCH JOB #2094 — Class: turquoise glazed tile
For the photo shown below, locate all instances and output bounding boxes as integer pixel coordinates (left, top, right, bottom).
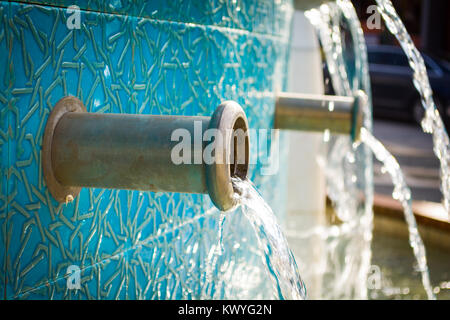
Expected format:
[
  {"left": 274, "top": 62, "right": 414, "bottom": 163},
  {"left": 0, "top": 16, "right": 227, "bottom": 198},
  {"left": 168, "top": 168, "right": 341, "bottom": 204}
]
[
  {"left": 16, "top": 0, "right": 292, "bottom": 37},
  {"left": 0, "top": 3, "right": 9, "bottom": 298},
  {"left": 14, "top": 250, "right": 129, "bottom": 299},
  {"left": 0, "top": 0, "right": 293, "bottom": 299}
]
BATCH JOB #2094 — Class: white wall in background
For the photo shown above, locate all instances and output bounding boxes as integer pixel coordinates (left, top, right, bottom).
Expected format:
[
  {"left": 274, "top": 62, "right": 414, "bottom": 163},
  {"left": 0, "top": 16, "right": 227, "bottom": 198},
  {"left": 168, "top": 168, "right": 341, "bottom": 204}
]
[{"left": 286, "top": 11, "right": 326, "bottom": 219}]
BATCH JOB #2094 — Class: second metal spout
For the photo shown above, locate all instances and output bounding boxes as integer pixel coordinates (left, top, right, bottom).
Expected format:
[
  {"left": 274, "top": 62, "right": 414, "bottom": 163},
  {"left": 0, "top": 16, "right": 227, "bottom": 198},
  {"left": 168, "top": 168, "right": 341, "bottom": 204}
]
[
  {"left": 43, "top": 96, "right": 249, "bottom": 211},
  {"left": 275, "top": 91, "right": 366, "bottom": 141}
]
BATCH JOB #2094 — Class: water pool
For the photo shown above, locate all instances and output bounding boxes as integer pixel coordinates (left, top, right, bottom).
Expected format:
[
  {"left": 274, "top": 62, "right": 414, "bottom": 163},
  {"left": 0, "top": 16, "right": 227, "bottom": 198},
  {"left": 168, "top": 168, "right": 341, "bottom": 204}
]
[
  {"left": 286, "top": 208, "right": 450, "bottom": 300},
  {"left": 369, "top": 217, "right": 450, "bottom": 300}
]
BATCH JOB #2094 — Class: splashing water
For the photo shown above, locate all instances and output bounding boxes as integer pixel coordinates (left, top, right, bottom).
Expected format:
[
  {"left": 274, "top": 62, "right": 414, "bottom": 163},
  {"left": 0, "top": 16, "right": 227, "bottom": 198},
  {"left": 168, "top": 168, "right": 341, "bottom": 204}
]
[
  {"left": 375, "top": 0, "right": 450, "bottom": 218},
  {"left": 231, "top": 177, "right": 307, "bottom": 300},
  {"left": 360, "top": 127, "right": 435, "bottom": 300},
  {"left": 306, "top": 1, "right": 374, "bottom": 223},
  {"left": 303, "top": 0, "right": 438, "bottom": 299},
  {"left": 304, "top": 0, "right": 374, "bottom": 299},
  {"left": 216, "top": 213, "right": 226, "bottom": 255}
]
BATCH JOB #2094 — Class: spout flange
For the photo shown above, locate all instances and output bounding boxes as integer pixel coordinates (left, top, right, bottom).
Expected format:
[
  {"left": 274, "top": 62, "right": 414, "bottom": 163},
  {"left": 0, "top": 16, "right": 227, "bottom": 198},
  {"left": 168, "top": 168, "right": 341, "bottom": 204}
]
[{"left": 42, "top": 96, "right": 86, "bottom": 203}]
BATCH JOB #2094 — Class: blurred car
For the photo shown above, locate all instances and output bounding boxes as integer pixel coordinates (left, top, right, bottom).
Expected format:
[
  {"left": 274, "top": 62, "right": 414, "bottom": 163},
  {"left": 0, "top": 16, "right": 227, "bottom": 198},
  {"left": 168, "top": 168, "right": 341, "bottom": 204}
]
[
  {"left": 367, "top": 45, "right": 450, "bottom": 127},
  {"left": 323, "top": 45, "right": 450, "bottom": 129}
]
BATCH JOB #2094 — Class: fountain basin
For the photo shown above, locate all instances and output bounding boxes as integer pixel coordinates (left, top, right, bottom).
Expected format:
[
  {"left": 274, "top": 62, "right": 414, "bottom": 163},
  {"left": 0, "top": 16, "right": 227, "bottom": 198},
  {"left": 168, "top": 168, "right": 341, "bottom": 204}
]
[
  {"left": 286, "top": 199, "right": 450, "bottom": 299},
  {"left": 370, "top": 201, "right": 450, "bottom": 300}
]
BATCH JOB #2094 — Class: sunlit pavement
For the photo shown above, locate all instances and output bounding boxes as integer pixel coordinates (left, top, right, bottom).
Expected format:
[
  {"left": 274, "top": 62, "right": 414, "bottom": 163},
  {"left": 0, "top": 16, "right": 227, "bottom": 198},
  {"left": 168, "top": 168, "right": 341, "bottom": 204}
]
[{"left": 372, "top": 119, "right": 442, "bottom": 203}]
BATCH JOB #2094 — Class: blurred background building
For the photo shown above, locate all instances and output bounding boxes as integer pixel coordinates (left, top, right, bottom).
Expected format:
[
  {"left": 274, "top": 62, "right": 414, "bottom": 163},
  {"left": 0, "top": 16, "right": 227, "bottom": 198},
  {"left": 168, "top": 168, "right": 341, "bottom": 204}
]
[{"left": 353, "top": 0, "right": 450, "bottom": 60}]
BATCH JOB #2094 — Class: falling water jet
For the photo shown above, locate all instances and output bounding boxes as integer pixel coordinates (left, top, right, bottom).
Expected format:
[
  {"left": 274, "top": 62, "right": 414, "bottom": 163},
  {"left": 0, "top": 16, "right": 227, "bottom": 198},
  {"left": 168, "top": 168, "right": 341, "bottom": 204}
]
[
  {"left": 216, "top": 213, "right": 226, "bottom": 255},
  {"left": 300, "top": 0, "right": 437, "bottom": 300},
  {"left": 375, "top": 0, "right": 450, "bottom": 217},
  {"left": 358, "top": 127, "right": 436, "bottom": 300},
  {"left": 231, "top": 177, "right": 307, "bottom": 300}
]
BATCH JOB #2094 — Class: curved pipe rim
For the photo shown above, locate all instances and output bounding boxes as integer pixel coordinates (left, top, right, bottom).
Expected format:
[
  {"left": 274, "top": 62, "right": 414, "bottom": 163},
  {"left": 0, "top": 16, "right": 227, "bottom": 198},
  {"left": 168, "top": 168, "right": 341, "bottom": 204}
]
[{"left": 205, "top": 101, "right": 250, "bottom": 212}]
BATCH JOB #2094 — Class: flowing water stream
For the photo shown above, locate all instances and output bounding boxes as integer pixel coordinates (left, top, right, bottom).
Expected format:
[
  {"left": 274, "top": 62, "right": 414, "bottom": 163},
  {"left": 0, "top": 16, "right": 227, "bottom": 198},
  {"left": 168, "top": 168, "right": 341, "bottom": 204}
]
[
  {"left": 359, "top": 128, "right": 435, "bottom": 300},
  {"left": 375, "top": 0, "right": 450, "bottom": 218},
  {"left": 231, "top": 177, "right": 307, "bottom": 300},
  {"left": 302, "top": 0, "right": 443, "bottom": 299},
  {"left": 304, "top": 0, "right": 374, "bottom": 299}
]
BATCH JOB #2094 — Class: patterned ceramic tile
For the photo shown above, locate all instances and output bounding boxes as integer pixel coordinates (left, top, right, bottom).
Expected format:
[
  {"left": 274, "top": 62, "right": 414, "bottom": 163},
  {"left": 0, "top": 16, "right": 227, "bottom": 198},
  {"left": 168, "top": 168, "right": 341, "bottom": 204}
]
[
  {"left": 17, "top": 0, "right": 292, "bottom": 37},
  {"left": 0, "top": 0, "right": 292, "bottom": 299}
]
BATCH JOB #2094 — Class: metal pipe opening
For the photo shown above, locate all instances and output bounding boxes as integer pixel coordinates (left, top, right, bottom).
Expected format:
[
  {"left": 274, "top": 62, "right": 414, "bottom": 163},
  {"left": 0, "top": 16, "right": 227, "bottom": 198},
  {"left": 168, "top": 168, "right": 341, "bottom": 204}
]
[
  {"left": 42, "top": 97, "right": 249, "bottom": 211},
  {"left": 275, "top": 91, "right": 366, "bottom": 142}
]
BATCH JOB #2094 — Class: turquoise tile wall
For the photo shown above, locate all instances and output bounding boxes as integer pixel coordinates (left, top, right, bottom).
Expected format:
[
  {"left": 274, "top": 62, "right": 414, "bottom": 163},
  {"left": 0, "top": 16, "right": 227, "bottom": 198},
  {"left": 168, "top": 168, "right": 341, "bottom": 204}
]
[
  {"left": 0, "top": 1, "right": 292, "bottom": 299},
  {"left": 17, "top": 0, "right": 291, "bottom": 37}
]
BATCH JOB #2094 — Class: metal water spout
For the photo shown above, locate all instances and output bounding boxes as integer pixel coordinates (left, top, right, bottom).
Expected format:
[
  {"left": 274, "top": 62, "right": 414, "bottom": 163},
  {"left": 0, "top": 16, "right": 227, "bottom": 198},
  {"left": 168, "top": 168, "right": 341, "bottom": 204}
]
[
  {"left": 293, "top": 0, "right": 331, "bottom": 11},
  {"left": 42, "top": 96, "right": 249, "bottom": 211},
  {"left": 275, "top": 90, "right": 367, "bottom": 142}
]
